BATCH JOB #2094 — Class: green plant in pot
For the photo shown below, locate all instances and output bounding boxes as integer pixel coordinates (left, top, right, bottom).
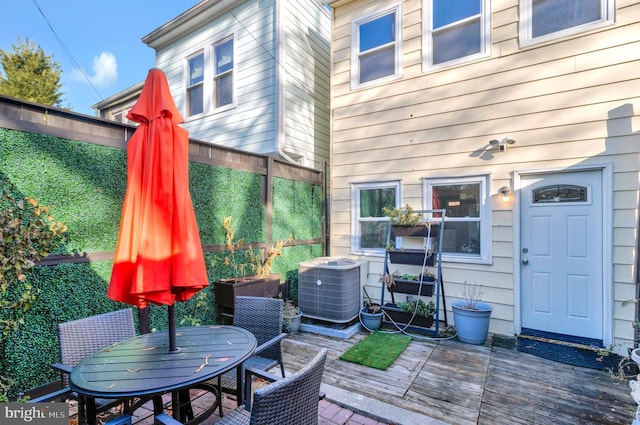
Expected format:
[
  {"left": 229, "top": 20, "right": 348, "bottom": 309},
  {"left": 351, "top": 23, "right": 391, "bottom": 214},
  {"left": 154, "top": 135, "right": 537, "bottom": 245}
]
[
  {"left": 397, "top": 299, "right": 435, "bottom": 318},
  {"left": 451, "top": 281, "right": 492, "bottom": 345},
  {"left": 282, "top": 299, "right": 303, "bottom": 334},
  {"left": 383, "top": 204, "right": 432, "bottom": 237},
  {"left": 360, "top": 290, "right": 384, "bottom": 331}
]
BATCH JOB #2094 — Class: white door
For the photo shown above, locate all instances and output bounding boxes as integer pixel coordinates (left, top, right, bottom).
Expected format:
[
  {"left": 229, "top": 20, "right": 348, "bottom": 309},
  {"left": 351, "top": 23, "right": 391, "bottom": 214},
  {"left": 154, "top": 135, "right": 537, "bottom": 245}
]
[{"left": 520, "top": 170, "right": 603, "bottom": 341}]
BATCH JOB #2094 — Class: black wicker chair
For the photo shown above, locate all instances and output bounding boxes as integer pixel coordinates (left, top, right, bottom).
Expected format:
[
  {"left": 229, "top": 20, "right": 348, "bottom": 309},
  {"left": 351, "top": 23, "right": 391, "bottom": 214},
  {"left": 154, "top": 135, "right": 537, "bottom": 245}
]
[
  {"left": 219, "top": 348, "right": 327, "bottom": 425},
  {"left": 105, "top": 350, "right": 327, "bottom": 425},
  {"left": 29, "top": 309, "right": 154, "bottom": 424},
  {"left": 216, "top": 296, "right": 287, "bottom": 412}
]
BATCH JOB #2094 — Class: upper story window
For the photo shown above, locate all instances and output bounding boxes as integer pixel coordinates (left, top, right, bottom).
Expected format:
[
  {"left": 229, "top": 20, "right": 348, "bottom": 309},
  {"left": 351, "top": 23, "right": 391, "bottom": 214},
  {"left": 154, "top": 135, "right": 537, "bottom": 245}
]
[
  {"left": 351, "top": 181, "right": 401, "bottom": 255},
  {"left": 423, "top": 0, "right": 490, "bottom": 69},
  {"left": 187, "top": 52, "right": 204, "bottom": 116},
  {"left": 351, "top": 3, "right": 402, "bottom": 89},
  {"left": 214, "top": 38, "right": 234, "bottom": 108},
  {"left": 185, "top": 35, "right": 235, "bottom": 118},
  {"left": 423, "top": 175, "right": 491, "bottom": 263},
  {"left": 520, "top": 0, "right": 614, "bottom": 46}
]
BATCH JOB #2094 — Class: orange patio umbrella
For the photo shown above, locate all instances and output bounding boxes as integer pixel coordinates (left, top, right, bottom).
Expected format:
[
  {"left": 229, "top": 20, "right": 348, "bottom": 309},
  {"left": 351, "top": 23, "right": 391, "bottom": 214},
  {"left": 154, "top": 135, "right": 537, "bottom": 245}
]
[{"left": 108, "top": 68, "right": 208, "bottom": 351}]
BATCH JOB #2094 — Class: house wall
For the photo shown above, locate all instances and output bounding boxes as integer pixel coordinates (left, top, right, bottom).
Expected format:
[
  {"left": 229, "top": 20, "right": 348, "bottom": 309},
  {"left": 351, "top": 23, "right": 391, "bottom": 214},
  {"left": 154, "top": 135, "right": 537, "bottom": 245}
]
[
  {"left": 280, "top": 0, "right": 331, "bottom": 169},
  {"left": 328, "top": 0, "right": 640, "bottom": 345},
  {"left": 153, "top": 0, "right": 279, "bottom": 155}
]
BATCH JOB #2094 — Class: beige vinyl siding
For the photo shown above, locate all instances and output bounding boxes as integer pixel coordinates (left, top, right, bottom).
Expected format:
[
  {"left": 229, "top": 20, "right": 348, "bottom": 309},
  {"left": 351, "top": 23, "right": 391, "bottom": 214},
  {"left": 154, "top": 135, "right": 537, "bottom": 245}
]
[{"left": 330, "top": 0, "right": 640, "bottom": 342}]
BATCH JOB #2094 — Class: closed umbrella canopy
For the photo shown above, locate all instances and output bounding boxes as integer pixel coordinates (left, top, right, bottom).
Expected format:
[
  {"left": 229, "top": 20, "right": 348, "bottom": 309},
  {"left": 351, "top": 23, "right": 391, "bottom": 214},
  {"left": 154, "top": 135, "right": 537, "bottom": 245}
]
[{"left": 108, "top": 68, "right": 208, "bottom": 326}]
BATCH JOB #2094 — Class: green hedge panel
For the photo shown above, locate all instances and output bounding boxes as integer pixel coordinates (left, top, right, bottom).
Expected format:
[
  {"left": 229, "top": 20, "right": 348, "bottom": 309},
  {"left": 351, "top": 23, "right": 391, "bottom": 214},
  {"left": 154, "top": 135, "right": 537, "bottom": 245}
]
[{"left": 0, "top": 128, "right": 324, "bottom": 397}]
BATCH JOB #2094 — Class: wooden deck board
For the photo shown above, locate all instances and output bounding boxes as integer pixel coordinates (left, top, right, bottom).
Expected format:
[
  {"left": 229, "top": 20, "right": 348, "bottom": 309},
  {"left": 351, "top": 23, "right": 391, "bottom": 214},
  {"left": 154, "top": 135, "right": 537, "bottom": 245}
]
[{"left": 281, "top": 331, "right": 636, "bottom": 425}]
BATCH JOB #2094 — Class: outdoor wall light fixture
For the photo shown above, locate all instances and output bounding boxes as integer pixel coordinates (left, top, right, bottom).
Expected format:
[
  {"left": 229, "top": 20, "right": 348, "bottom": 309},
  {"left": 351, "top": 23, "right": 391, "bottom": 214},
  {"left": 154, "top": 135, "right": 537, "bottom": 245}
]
[
  {"left": 499, "top": 186, "right": 511, "bottom": 201},
  {"left": 489, "top": 136, "right": 516, "bottom": 151}
]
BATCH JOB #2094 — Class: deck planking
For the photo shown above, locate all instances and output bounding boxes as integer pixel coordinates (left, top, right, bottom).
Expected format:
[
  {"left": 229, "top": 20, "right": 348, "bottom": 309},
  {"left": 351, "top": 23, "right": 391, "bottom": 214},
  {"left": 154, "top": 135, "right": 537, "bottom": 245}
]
[{"left": 282, "top": 330, "right": 636, "bottom": 425}]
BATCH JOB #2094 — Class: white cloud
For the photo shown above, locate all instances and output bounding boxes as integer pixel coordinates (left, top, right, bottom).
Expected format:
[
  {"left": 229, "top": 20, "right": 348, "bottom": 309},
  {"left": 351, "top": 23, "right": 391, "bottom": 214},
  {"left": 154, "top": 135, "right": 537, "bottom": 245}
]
[{"left": 72, "top": 51, "right": 118, "bottom": 86}]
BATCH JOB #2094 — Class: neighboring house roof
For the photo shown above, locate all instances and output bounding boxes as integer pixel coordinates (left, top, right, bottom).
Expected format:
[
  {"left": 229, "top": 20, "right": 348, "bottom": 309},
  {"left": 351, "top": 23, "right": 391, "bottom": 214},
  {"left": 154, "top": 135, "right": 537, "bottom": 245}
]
[
  {"left": 92, "top": 81, "right": 144, "bottom": 112},
  {"left": 142, "top": 0, "right": 241, "bottom": 48}
]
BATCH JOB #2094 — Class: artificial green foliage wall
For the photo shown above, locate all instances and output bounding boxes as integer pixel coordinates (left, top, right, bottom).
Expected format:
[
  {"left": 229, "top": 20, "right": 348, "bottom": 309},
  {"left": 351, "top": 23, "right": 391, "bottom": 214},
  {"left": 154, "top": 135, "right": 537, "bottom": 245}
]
[
  {"left": 190, "top": 163, "right": 265, "bottom": 245},
  {"left": 0, "top": 128, "right": 323, "bottom": 396},
  {"left": 273, "top": 177, "right": 323, "bottom": 241},
  {"left": 0, "top": 128, "right": 127, "bottom": 252},
  {"left": 1, "top": 262, "right": 124, "bottom": 394}
]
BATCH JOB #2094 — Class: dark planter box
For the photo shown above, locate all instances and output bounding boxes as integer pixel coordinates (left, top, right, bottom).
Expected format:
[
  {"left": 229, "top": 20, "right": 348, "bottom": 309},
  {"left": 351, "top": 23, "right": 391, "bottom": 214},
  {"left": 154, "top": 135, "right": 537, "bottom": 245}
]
[
  {"left": 388, "top": 249, "right": 436, "bottom": 266},
  {"left": 213, "top": 274, "right": 281, "bottom": 309},
  {"left": 391, "top": 223, "right": 440, "bottom": 238},
  {"left": 387, "top": 275, "right": 435, "bottom": 297},
  {"left": 382, "top": 303, "right": 434, "bottom": 329}
]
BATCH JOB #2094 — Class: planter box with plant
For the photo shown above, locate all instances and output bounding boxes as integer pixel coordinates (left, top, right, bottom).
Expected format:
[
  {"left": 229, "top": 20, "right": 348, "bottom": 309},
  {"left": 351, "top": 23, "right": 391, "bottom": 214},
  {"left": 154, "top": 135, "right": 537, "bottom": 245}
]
[
  {"left": 213, "top": 216, "right": 292, "bottom": 319},
  {"left": 383, "top": 204, "right": 439, "bottom": 238},
  {"left": 380, "top": 272, "right": 436, "bottom": 297},
  {"left": 387, "top": 249, "right": 436, "bottom": 266},
  {"left": 383, "top": 299, "right": 435, "bottom": 329}
]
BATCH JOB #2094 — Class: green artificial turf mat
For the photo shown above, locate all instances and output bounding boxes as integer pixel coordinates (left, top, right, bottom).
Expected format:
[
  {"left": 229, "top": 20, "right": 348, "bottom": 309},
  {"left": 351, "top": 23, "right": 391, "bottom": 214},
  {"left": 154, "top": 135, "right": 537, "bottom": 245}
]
[{"left": 339, "top": 331, "right": 411, "bottom": 370}]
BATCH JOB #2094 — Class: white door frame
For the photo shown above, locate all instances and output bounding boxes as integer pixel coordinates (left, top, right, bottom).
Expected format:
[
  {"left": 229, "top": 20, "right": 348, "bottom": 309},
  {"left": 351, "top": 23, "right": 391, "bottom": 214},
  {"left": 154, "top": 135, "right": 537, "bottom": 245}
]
[{"left": 513, "top": 163, "right": 613, "bottom": 345}]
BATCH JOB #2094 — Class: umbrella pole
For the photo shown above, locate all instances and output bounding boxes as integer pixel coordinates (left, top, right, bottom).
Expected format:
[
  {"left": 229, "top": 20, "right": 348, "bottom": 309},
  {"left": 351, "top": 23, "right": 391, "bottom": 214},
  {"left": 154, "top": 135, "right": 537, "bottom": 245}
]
[{"left": 168, "top": 304, "right": 177, "bottom": 352}]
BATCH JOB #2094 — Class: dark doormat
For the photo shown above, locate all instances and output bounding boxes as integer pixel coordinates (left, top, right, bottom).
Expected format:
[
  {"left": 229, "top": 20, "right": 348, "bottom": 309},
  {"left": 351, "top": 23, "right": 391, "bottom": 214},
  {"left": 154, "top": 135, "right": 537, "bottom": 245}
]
[{"left": 516, "top": 330, "right": 623, "bottom": 370}]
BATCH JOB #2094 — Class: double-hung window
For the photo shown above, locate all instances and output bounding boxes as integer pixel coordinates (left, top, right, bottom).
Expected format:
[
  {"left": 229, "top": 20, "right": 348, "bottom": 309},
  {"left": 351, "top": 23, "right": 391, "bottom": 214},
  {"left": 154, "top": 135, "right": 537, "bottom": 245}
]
[
  {"left": 185, "top": 35, "right": 235, "bottom": 118},
  {"left": 424, "top": 175, "right": 491, "bottom": 263},
  {"left": 423, "top": 0, "right": 490, "bottom": 69},
  {"left": 214, "top": 38, "right": 234, "bottom": 108},
  {"left": 351, "top": 4, "right": 401, "bottom": 88},
  {"left": 187, "top": 52, "right": 205, "bottom": 116},
  {"left": 520, "top": 0, "right": 614, "bottom": 46},
  {"left": 351, "top": 181, "right": 401, "bottom": 255}
]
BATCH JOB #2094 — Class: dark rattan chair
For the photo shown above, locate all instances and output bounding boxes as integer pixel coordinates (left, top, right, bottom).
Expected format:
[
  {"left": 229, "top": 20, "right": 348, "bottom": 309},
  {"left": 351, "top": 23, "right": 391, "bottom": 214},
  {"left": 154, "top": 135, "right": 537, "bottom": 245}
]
[
  {"left": 217, "top": 296, "right": 287, "bottom": 411},
  {"left": 220, "top": 348, "right": 327, "bottom": 425},
  {"left": 30, "top": 309, "right": 139, "bottom": 424},
  {"left": 142, "top": 349, "right": 327, "bottom": 425}
]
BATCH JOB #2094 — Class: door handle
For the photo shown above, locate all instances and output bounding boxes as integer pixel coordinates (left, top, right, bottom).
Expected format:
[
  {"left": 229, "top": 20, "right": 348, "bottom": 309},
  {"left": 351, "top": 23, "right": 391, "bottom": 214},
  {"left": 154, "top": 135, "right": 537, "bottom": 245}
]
[{"left": 522, "top": 259, "right": 529, "bottom": 265}]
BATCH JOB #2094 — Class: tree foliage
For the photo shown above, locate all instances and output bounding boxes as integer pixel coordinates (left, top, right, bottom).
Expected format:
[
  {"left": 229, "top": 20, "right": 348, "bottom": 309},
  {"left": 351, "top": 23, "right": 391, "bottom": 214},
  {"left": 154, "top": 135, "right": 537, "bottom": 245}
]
[
  {"left": 0, "top": 176, "right": 67, "bottom": 338},
  {"left": 0, "top": 37, "right": 64, "bottom": 107}
]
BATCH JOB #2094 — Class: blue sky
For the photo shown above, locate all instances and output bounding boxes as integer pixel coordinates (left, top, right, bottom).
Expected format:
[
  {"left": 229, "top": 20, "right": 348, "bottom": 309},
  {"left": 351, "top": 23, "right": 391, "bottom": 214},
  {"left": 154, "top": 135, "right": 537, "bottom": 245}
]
[{"left": 0, "top": 1, "right": 200, "bottom": 115}]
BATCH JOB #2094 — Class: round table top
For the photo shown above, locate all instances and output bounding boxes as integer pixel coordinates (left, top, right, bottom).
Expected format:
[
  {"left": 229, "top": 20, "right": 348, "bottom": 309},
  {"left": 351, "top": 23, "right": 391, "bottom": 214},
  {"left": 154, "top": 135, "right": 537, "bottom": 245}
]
[{"left": 70, "top": 325, "right": 257, "bottom": 398}]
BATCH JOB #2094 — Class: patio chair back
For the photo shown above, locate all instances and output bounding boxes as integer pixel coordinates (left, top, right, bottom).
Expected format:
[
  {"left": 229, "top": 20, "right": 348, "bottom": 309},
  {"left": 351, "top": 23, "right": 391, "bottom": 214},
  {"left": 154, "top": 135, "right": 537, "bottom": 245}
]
[
  {"left": 233, "top": 296, "right": 284, "bottom": 364},
  {"left": 222, "top": 348, "right": 327, "bottom": 425},
  {"left": 58, "top": 308, "right": 136, "bottom": 386}
]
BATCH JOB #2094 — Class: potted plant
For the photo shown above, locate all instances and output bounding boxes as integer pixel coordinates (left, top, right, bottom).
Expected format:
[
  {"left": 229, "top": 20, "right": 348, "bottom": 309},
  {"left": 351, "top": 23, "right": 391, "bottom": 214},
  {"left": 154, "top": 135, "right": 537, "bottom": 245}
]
[
  {"left": 383, "top": 204, "right": 439, "bottom": 238},
  {"left": 383, "top": 299, "right": 435, "bottom": 329},
  {"left": 360, "top": 302, "right": 383, "bottom": 331},
  {"left": 360, "top": 290, "right": 384, "bottom": 331},
  {"left": 451, "top": 281, "right": 493, "bottom": 345},
  {"left": 282, "top": 300, "right": 303, "bottom": 334},
  {"left": 214, "top": 216, "right": 292, "bottom": 315}
]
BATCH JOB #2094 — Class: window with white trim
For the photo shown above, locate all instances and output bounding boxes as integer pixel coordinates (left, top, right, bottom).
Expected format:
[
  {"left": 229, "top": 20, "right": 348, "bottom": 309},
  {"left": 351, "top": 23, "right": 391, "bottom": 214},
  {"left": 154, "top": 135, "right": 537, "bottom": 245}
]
[
  {"left": 351, "top": 3, "right": 401, "bottom": 88},
  {"left": 520, "top": 0, "right": 614, "bottom": 45},
  {"left": 185, "top": 35, "right": 235, "bottom": 117},
  {"left": 187, "top": 52, "right": 204, "bottom": 116},
  {"left": 351, "top": 181, "right": 400, "bottom": 255},
  {"left": 424, "top": 176, "right": 491, "bottom": 263},
  {"left": 424, "top": 0, "right": 490, "bottom": 69},
  {"left": 214, "top": 37, "right": 234, "bottom": 108}
]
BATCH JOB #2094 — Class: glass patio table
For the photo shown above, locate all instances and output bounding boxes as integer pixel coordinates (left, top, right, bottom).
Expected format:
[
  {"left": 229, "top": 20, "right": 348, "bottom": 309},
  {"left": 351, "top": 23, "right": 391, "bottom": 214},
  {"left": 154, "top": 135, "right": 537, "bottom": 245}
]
[{"left": 69, "top": 325, "right": 257, "bottom": 424}]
